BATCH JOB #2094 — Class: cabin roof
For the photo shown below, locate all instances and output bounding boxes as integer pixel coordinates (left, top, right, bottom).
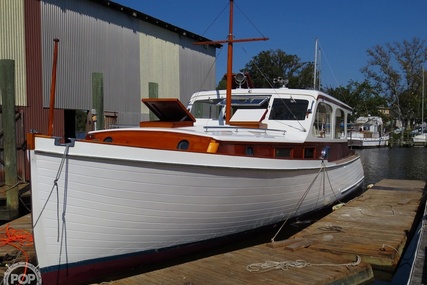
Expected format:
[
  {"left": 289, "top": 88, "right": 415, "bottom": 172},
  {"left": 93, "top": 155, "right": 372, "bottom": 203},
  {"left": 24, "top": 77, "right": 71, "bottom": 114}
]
[{"left": 190, "top": 88, "right": 353, "bottom": 111}]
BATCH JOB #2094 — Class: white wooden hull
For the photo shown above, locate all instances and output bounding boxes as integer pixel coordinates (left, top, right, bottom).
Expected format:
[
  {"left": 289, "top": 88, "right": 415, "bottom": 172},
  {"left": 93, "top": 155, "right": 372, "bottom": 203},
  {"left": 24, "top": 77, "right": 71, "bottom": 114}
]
[{"left": 30, "top": 136, "right": 363, "bottom": 283}]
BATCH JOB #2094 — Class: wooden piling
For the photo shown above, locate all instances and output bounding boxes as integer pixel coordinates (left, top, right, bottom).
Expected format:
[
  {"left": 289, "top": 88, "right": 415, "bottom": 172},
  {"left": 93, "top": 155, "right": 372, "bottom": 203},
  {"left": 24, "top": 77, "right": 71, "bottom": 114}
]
[
  {"left": 0, "top": 59, "right": 19, "bottom": 220},
  {"left": 92, "top": 72, "right": 104, "bottom": 130}
]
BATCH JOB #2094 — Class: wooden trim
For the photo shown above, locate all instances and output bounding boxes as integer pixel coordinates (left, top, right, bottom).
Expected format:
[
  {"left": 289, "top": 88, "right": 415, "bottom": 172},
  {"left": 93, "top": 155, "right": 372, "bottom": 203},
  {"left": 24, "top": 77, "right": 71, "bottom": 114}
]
[
  {"left": 139, "top": 121, "right": 194, "bottom": 128},
  {"left": 228, "top": 122, "right": 267, "bottom": 128}
]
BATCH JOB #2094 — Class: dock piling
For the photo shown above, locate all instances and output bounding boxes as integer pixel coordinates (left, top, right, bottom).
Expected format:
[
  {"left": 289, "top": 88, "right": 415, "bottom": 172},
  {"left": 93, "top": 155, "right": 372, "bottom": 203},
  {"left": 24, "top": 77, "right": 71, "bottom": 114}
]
[{"left": 0, "top": 59, "right": 19, "bottom": 220}]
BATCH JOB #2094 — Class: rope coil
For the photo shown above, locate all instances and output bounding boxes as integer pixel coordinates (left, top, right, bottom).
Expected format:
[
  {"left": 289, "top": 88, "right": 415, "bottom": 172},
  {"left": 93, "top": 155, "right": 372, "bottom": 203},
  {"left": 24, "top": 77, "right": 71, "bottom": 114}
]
[
  {"left": 246, "top": 255, "right": 361, "bottom": 273},
  {"left": 0, "top": 224, "right": 34, "bottom": 274}
]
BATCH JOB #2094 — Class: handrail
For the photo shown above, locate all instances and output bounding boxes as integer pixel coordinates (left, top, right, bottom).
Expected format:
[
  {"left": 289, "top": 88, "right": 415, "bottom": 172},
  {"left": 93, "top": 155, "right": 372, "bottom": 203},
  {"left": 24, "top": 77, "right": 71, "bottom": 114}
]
[{"left": 203, "top": 125, "right": 286, "bottom": 135}]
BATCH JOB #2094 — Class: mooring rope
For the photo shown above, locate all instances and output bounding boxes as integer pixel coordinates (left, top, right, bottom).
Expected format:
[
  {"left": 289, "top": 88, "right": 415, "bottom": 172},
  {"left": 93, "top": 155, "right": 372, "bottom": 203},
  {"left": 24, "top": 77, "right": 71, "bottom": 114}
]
[
  {"left": 271, "top": 161, "right": 326, "bottom": 242},
  {"left": 0, "top": 224, "right": 34, "bottom": 278},
  {"left": 271, "top": 159, "right": 344, "bottom": 242},
  {"left": 33, "top": 143, "right": 70, "bottom": 243},
  {"left": 246, "top": 255, "right": 361, "bottom": 273},
  {"left": 4, "top": 181, "right": 32, "bottom": 213}
]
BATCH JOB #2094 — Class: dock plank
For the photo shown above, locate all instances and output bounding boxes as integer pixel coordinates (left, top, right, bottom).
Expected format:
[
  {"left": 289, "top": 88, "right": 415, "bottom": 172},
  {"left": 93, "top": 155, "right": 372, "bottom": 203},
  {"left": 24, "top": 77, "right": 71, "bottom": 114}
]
[
  {"left": 288, "top": 184, "right": 424, "bottom": 271},
  {"left": 0, "top": 214, "right": 35, "bottom": 276},
  {"left": 120, "top": 246, "right": 371, "bottom": 285}
]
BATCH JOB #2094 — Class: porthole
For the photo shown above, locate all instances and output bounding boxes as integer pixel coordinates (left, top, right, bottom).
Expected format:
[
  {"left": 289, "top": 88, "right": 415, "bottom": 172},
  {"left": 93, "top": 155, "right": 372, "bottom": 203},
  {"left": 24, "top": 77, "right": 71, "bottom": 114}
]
[
  {"left": 245, "top": 147, "right": 254, "bottom": 156},
  {"left": 177, "top": 140, "right": 189, "bottom": 150},
  {"left": 103, "top": 137, "right": 113, "bottom": 142}
]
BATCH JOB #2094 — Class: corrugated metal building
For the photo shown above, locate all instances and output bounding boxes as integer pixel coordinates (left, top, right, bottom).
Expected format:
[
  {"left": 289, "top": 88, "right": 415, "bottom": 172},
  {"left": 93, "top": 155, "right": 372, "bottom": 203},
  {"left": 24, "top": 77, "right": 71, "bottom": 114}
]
[{"left": 0, "top": 0, "right": 219, "bottom": 182}]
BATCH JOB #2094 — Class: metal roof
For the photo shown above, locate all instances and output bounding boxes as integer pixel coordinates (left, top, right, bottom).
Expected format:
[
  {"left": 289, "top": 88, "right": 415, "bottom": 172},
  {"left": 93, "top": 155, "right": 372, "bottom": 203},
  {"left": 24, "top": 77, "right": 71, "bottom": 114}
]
[{"left": 88, "top": 0, "right": 222, "bottom": 48}]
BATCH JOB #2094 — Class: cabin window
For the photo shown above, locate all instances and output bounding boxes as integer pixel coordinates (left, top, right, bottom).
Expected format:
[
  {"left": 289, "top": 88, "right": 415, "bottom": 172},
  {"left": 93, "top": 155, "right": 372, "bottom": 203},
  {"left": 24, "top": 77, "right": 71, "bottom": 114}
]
[
  {"left": 190, "top": 99, "right": 222, "bottom": 119},
  {"left": 304, "top": 147, "right": 315, "bottom": 158},
  {"left": 103, "top": 137, "right": 113, "bottom": 142},
  {"left": 335, "top": 109, "right": 345, "bottom": 139},
  {"left": 190, "top": 96, "right": 270, "bottom": 119},
  {"left": 312, "top": 103, "right": 332, "bottom": 138},
  {"left": 177, "top": 140, "right": 189, "bottom": 150},
  {"left": 228, "top": 97, "right": 270, "bottom": 117},
  {"left": 275, "top": 148, "right": 292, "bottom": 158},
  {"left": 269, "top": 99, "right": 309, "bottom": 120}
]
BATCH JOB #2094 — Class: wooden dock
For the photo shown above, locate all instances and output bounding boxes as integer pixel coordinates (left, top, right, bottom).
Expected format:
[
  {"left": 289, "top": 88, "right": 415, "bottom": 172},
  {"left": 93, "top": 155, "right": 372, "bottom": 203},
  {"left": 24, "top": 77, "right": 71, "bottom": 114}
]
[
  {"left": 286, "top": 179, "right": 426, "bottom": 277},
  {"left": 0, "top": 179, "right": 425, "bottom": 285},
  {"left": 0, "top": 213, "right": 35, "bottom": 276}
]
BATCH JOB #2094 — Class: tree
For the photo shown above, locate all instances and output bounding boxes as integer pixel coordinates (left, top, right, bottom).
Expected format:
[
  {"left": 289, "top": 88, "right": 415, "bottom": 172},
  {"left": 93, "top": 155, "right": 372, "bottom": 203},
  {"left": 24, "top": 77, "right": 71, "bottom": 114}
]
[
  {"left": 361, "top": 37, "right": 427, "bottom": 128},
  {"left": 233, "top": 49, "right": 314, "bottom": 89}
]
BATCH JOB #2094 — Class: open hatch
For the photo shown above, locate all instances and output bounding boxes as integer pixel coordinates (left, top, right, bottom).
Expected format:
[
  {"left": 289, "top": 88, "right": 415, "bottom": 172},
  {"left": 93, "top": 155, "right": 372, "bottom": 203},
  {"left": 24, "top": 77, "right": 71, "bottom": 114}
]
[{"left": 140, "top": 98, "right": 196, "bottom": 128}]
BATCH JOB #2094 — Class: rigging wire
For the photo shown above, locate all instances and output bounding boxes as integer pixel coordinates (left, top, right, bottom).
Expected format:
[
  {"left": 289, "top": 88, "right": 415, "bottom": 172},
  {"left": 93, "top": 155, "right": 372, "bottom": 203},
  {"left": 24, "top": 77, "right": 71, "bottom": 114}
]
[
  {"left": 199, "top": 2, "right": 229, "bottom": 38},
  {"left": 239, "top": 47, "right": 307, "bottom": 132},
  {"left": 317, "top": 41, "right": 341, "bottom": 89},
  {"left": 234, "top": 2, "right": 269, "bottom": 39}
]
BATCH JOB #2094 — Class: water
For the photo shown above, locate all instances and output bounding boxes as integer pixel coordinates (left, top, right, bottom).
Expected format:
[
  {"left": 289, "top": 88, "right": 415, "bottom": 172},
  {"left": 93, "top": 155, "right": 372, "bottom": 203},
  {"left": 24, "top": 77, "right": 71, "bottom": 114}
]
[
  {"left": 357, "top": 147, "right": 427, "bottom": 187},
  {"left": 355, "top": 147, "right": 427, "bottom": 284}
]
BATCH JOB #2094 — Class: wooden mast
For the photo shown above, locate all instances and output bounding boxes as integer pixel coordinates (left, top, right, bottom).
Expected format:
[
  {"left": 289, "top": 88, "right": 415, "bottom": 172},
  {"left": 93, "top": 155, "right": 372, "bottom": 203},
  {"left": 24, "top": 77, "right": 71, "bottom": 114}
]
[
  {"left": 48, "top": 38, "right": 59, "bottom": 136},
  {"left": 195, "top": 0, "right": 268, "bottom": 124},
  {"left": 225, "top": 0, "right": 234, "bottom": 123}
]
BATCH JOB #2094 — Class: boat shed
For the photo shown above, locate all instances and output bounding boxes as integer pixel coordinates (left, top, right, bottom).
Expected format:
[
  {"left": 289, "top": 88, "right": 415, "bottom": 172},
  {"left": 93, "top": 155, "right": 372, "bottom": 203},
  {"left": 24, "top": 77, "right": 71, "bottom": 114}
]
[{"left": 0, "top": 0, "right": 219, "bottom": 181}]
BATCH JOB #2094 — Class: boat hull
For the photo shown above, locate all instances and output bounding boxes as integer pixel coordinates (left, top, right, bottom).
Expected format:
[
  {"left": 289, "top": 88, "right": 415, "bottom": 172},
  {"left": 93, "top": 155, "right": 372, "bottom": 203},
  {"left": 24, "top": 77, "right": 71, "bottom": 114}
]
[
  {"left": 413, "top": 133, "right": 427, "bottom": 144},
  {"left": 348, "top": 135, "right": 389, "bottom": 148},
  {"left": 30, "top": 136, "right": 364, "bottom": 284}
]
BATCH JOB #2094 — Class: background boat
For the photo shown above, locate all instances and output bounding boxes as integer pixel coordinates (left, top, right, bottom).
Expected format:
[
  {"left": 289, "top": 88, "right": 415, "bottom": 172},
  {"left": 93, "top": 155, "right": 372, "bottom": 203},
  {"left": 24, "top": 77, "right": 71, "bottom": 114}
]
[
  {"left": 348, "top": 116, "right": 389, "bottom": 148},
  {"left": 413, "top": 68, "right": 426, "bottom": 145}
]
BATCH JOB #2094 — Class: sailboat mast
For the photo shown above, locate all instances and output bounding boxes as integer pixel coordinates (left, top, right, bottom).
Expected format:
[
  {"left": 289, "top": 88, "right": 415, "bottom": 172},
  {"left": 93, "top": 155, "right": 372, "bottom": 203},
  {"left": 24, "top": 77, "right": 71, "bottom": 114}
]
[
  {"left": 194, "top": 0, "right": 268, "bottom": 124},
  {"left": 313, "top": 38, "right": 318, "bottom": 90},
  {"left": 225, "top": 0, "right": 234, "bottom": 123},
  {"left": 422, "top": 67, "right": 425, "bottom": 133}
]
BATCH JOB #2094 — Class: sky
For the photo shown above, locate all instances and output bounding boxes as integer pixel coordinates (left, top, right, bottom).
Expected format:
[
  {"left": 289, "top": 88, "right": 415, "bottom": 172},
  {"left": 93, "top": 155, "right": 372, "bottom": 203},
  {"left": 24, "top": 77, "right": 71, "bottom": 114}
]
[{"left": 113, "top": 0, "right": 427, "bottom": 88}]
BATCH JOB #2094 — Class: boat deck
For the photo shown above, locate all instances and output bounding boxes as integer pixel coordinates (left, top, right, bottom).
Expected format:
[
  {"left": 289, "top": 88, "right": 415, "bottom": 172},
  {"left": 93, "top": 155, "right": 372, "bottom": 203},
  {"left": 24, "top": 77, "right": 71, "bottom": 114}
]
[{"left": 0, "top": 179, "right": 425, "bottom": 284}]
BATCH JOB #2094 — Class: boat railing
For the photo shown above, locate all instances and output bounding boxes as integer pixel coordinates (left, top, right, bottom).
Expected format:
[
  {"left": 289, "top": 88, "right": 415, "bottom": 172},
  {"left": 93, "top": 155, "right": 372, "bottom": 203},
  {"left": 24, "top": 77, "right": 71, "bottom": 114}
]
[{"left": 203, "top": 125, "right": 286, "bottom": 135}]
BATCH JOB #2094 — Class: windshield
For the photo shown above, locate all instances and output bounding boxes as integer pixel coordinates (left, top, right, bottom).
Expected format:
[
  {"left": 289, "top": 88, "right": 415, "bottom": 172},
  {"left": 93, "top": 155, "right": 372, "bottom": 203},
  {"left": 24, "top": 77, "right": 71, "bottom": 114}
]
[
  {"left": 269, "top": 98, "right": 309, "bottom": 120},
  {"left": 190, "top": 99, "right": 223, "bottom": 119},
  {"left": 190, "top": 96, "right": 270, "bottom": 119}
]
